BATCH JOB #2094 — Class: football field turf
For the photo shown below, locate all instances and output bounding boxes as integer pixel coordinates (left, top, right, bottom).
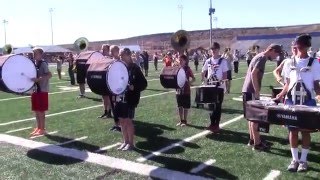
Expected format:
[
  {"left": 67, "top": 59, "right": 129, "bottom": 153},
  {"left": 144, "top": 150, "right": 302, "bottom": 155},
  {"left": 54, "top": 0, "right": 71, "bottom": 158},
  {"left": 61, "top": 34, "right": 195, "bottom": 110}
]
[{"left": 0, "top": 62, "right": 319, "bottom": 180}]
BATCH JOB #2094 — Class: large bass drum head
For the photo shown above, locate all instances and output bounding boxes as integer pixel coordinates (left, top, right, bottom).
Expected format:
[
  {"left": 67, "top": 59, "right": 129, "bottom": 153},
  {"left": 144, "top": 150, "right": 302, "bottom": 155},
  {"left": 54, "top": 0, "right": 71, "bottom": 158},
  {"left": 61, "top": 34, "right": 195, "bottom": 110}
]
[
  {"left": 107, "top": 61, "right": 129, "bottom": 95},
  {"left": 2, "top": 55, "right": 36, "bottom": 93},
  {"left": 177, "top": 68, "right": 186, "bottom": 88},
  {"left": 86, "top": 51, "right": 104, "bottom": 65}
]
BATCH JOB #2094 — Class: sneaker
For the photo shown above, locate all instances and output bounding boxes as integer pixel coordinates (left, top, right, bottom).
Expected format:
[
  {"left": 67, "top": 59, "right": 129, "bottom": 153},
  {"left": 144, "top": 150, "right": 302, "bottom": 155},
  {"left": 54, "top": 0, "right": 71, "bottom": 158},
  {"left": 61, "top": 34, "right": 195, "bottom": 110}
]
[
  {"left": 122, "top": 144, "right": 134, "bottom": 151},
  {"left": 287, "top": 160, "right": 299, "bottom": 172},
  {"left": 30, "top": 128, "right": 39, "bottom": 136},
  {"left": 98, "top": 113, "right": 107, "bottom": 119},
  {"left": 117, "top": 143, "right": 127, "bottom": 150},
  {"left": 110, "top": 126, "right": 121, "bottom": 132},
  {"left": 247, "top": 139, "right": 254, "bottom": 147},
  {"left": 252, "top": 143, "right": 269, "bottom": 151},
  {"left": 176, "top": 122, "right": 182, "bottom": 126},
  {"left": 297, "top": 161, "right": 308, "bottom": 172},
  {"left": 180, "top": 120, "right": 187, "bottom": 127},
  {"left": 207, "top": 124, "right": 220, "bottom": 133},
  {"left": 77, "top": 95, "right": 85, "bottom": 99}
]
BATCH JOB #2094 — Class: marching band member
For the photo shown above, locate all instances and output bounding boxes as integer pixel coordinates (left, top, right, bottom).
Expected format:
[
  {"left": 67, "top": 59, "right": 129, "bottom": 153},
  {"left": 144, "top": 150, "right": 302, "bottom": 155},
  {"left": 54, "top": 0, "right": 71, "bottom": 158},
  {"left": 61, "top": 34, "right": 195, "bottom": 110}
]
[
  {"left": 273, "top": 41, "right": 298, "bottom": 86},
  {"left": 276, "top": 34, "right": 320, "bottom": 172},
  {"left": 108, "top": 45, "right": 122, "bottom": 132},
  {"left": 233, "top": 49, "right": 239, "bottom": 74},
  {"left": 242, "top": 44, "right": 283, "bottom": 151},
  {"left": 99, "top": 44, "right": 113, "bottom": 119},
  {"left": 222, "top": 48, "right": 233, "bottom": 94},
  {"left": 30, "top": 47, "right": 52, "bottom": 136},
  {"left": 176, "top": 55, "right": 195, "bottom": 127},
  {"left": 163, "top": 52, "right": 173, "bottom": 67},
  {"left": 201, "top": 42, "right": 228, "bottom": 133},
  {"left": 116, "top": 48, "right": 147, "bottom": 151},
  {"left": 66, "top": 53, "right": 75, "bottom": 85}
]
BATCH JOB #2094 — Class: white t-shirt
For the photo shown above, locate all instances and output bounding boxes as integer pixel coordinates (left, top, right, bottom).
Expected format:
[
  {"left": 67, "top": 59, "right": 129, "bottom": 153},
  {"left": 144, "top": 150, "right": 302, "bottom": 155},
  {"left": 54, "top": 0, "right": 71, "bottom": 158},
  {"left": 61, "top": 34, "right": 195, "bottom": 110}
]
[
  {"left": 202, "top": 57, "right": 229, "bottom": 88},
  {"left": 282, "top": 57, "right": 320, "bottom": 98}
]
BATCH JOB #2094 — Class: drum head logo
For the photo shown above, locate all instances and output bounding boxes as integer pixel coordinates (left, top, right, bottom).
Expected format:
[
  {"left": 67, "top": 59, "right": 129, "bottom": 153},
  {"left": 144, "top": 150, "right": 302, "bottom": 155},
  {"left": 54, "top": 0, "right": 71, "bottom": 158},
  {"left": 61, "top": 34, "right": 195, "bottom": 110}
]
[{"left": 276, "top": 114, "right": 298, "bottom": 121}]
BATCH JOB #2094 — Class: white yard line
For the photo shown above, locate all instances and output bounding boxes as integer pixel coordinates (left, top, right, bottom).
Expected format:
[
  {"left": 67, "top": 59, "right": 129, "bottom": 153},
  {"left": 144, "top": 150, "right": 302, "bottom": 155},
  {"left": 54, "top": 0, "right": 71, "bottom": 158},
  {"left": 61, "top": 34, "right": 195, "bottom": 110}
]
[
  {"left": 0, "top": 134, "right": 209, "bottom": 180},
  {"left": 190, "top": 159, "right": 216, "bottom": 174},
  {"left": 263, "top": 170, "right": 281, "bottom": 180},
  {"left": 136, "top": 115, "right": 244, "bottom": 162},
  {"left": 95, "top": 142, "right": 122, "bottom": 153},
  {"left": 5, "top": 127, "right": 32, "bottom": 134},
  {"left": 0, "top": 90, "right": 77, "bottom": 102},
  {"left": 30, "top": 131, "right": 58, "bottom": 139},
  {"left": 56, "top": 136, "right": 88, "bottom": 146}
]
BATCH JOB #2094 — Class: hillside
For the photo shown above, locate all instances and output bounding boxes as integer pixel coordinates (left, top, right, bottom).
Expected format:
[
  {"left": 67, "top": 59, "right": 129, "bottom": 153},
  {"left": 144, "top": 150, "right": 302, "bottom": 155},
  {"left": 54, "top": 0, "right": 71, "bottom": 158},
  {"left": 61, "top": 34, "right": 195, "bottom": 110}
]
[{"left": 59, "top": 23, "right": 320, "bottom": 52}]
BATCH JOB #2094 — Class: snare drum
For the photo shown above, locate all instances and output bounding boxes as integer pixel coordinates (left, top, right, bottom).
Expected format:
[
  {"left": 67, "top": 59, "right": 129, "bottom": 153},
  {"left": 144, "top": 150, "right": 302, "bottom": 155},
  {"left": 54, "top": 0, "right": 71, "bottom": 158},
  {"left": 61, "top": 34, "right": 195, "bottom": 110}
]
[
  {"left": 0, "top": 55, "right": 36, "bottom": 93},
  {"left": 86, "top": 57, "right": 129, "bottom": 96},
  {"left": 195, "top": 85, "right": 224, "bottom": 104},
  {"left": 160, "top": 66, "right": 186, "bottom": 89},
  {"left": 75, "top": 51, "right": 104, "bottom": 84}
]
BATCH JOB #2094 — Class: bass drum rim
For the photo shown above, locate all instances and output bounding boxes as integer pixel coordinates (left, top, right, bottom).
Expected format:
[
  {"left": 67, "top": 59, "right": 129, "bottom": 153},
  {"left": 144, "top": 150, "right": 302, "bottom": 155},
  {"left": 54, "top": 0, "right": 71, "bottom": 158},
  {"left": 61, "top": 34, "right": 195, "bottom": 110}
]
[
  {"left": 1, "top": 55, "right": 36, "bottom": 94},
  {"left": 106, "top": 60, "right": 129, "bottom": 95}
]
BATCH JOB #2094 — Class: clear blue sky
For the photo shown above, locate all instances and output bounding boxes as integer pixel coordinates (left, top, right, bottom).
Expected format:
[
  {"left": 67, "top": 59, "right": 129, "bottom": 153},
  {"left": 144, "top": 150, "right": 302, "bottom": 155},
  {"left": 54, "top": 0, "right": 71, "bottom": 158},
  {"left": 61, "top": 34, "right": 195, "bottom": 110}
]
[{"left": 0, "top": 0, "right": 319, "bottom": 47}]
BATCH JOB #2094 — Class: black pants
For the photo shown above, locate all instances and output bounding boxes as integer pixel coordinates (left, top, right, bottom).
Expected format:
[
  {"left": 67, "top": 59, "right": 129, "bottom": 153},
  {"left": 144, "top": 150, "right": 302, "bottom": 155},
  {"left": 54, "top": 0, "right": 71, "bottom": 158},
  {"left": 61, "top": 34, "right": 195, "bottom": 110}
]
[
  {"left": 68, "top": 68, "right": 75, "bottom": 85},
  {"left": 154, "top": 62, "right": 158, "bottom": 71},
  {"left": 210, "top": 88, "right": 224, "bottom": 126},
  {"left": 233, "top": 61, "right": 239, "bottom": 73},
  {"left": 246, "top": 60, "right": 251, "bottom": 67}
]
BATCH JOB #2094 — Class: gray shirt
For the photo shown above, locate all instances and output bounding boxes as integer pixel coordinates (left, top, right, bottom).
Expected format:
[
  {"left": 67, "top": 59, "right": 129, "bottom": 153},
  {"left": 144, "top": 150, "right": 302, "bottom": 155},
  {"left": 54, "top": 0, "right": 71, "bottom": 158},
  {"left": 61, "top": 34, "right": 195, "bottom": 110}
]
[
  {"left": 37, "top": 60, "right": 50, "bottom": 92},
  {"left": 242, "top": 53, "right": 267, "bottom": 93}
]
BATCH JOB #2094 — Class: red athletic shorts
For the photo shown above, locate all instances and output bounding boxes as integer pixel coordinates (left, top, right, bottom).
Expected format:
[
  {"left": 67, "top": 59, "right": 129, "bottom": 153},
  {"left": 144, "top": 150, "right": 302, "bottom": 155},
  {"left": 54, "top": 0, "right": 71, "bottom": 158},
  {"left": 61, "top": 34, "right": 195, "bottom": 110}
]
[{"left": 31, "top": 92, "right": 49, "bottom": 111}]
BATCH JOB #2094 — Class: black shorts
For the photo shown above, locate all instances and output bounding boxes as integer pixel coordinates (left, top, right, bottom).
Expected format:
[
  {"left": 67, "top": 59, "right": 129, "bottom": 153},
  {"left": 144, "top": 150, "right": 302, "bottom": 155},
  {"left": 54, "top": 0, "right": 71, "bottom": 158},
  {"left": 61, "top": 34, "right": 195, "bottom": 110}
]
[
  {"left": 114, "top": 102, "right": 135, "bottom": 119},
  {"left": 242, "top": 92, "right": 254, "bottom": 119},
  {"left": 176, "top": 94, "right": 191, "bottom": 109},
  {"left": 76, "top": 71, "right": 86, "bottom": 84},
  {"left": 227, "top": 70, "right": 232, "bottom": 80}
]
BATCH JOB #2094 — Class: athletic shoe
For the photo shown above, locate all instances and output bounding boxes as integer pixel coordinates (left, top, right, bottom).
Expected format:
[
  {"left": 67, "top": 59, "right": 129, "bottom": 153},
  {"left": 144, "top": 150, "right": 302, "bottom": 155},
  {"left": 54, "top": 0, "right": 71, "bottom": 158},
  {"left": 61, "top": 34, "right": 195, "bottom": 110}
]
[
  {"left": 252, "top": 143, "right": 269, "bottom": 151},
  {"left": 30, "top": 128, "right": 39, "bottom": 136},
  {"left": 77, "top": 95, "right": 85, "bottom": 99},
  {"left": 297, "top": 162, "right": 308, "bottom": 172},
  {"left": 117, "top": 143, "right": 127, "bottom": 150},
  {"left": 122, "top": 144, "right": 134, "bottom": 151},
  {"left": 287, "top": 160, "right": 299, "bottom": 172},
  {"left": 180, "top": 120, "right": 187, "bottom": 127},
  {"left": 110, "top": 126, "right": 121, "bottom": 132},
  {"left": 247, "top": 139, "right": 254, "bottom": 146},
  {"left": 206, "top": 124, "right": 220, "bottom": 133},
  {"left": 176, "top": 122, "right": 182, "bottom": 126},
  {"left": 98, "top": 113, "right": 107, "bottom": 119}
]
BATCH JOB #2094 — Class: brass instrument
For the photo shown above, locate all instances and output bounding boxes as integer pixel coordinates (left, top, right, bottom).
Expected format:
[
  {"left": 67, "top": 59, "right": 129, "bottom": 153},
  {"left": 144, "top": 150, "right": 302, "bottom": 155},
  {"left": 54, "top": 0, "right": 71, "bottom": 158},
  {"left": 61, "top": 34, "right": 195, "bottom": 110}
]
[
  {"left": 171, "top": 30, "right": 190, "bottom": 53},
  {"left": 73, "top": 37, "right": 89, "bottom": 52},
  {"left": 72, "top": 37, "right": 89, "bottom": 72},
  {"left": 2, "top": 44, "right": 13, "bottom": 55}
]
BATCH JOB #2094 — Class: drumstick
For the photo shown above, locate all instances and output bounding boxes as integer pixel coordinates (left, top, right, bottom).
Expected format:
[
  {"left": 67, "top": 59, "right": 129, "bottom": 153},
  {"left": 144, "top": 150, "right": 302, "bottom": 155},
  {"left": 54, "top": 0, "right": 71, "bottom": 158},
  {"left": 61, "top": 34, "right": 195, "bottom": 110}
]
[{"left": 21, "top": 73, "right": 33, "bottom": 81}]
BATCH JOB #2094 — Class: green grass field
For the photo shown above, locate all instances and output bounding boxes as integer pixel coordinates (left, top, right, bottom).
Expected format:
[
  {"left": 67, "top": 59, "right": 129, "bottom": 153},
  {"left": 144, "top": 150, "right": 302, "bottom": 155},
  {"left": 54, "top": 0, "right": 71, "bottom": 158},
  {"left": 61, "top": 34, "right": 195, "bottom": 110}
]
[{"left": 0, "top": 61, "right": 319, "bottom": 180}]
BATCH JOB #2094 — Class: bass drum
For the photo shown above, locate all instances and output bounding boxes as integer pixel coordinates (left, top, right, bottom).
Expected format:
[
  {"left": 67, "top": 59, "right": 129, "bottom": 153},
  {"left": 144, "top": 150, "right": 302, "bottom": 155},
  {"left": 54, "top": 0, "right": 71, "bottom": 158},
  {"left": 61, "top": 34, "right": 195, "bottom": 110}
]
[
  {"left": 160, "top": 66, "right": 186, "bottom": 89},
  {"left": 75, "top": 51, "right": 104, "bottom": 84},
  {"left": 0, "top": 55, "right": 36, "bottom": 93},
  {"left": 86, "top": 57, "right": 129, "bottom": 95}
]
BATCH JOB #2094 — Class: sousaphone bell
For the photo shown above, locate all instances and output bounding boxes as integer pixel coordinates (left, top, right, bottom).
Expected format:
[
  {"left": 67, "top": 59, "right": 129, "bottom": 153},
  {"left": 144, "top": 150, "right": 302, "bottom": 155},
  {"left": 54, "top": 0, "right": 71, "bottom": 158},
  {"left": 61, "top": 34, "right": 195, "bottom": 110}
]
[
  {"left": 171, "top": 30, "right": 190, "bottom": 53},
  {"left": 2, "top": 44, "right": 13, "bottom": 55}
]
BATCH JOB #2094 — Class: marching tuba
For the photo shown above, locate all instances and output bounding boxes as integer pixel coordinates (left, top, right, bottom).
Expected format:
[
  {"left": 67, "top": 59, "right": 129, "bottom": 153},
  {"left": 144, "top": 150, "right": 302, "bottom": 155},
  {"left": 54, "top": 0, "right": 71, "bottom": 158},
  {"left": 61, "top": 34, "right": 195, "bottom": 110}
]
[
  {"left": 72, "top": 37, "right": 89, "bottom": 72},
  {"left": 171, "top": 30, "right": 190, "bottom": 54},
  {"left": 2, "top": 44, "right": 13, "bottom": 55}
]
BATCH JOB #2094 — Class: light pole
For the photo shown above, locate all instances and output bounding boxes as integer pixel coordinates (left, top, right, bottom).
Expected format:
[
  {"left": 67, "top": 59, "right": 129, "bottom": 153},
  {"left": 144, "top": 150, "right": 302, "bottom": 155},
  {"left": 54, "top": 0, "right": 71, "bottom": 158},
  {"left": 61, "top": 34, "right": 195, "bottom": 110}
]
[
  {"left": 178, "top": 4, "right": 183, "bottom": 29},
  {"left": 3, "top": 20, "right": 8, "bottom": 44},
  {"left": 49, "top": 8, "right": 54, "bottom": 45},
  {"left": 209, "top": 0, "right": 215, "bottom": 47}
]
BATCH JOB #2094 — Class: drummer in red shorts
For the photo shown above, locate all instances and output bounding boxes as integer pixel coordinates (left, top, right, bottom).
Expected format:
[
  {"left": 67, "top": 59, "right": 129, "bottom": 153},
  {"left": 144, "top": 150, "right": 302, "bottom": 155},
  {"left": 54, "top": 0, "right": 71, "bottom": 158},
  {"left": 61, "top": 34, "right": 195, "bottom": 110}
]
[{"left": 30, "top": 47, "right": 52, "bottom": 136}]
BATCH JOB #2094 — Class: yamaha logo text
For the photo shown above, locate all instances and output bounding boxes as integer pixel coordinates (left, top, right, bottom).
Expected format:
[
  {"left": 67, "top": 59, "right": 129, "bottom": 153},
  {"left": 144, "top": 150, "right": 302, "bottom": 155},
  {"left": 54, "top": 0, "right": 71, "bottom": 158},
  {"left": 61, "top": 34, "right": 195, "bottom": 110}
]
[{"left": 276, "top": 114, "right": 298, "bottom": 121}]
